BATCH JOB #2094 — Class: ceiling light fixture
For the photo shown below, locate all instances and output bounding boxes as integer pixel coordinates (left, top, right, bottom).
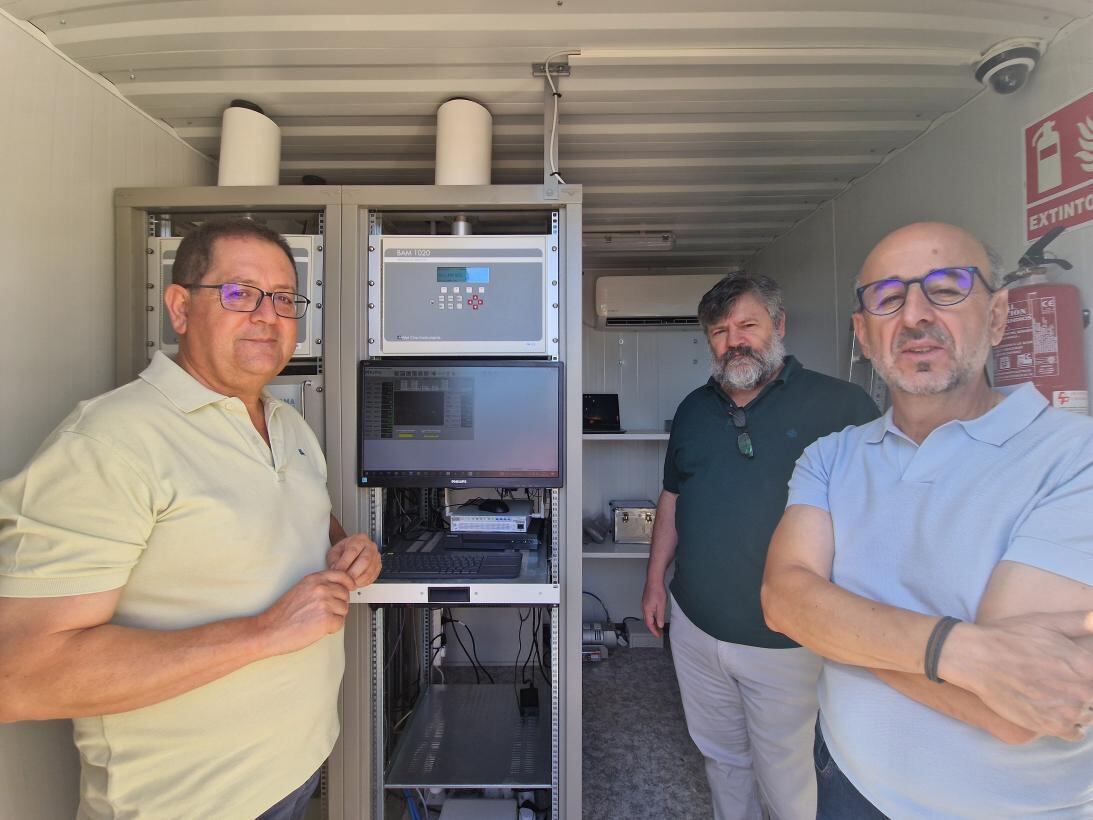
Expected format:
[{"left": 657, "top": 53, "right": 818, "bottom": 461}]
[{"left": 583, "top": 231, "right": 676, "bottom": 252}]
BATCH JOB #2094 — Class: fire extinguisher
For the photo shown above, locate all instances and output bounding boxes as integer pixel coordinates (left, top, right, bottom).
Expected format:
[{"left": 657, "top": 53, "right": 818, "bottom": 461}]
[{"left": 992, "top": 227, "right": 1090, "bottom": 414}]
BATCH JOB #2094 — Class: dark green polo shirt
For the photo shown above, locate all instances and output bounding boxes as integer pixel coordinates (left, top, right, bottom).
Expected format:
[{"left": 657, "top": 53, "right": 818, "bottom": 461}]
[{"left": 664, "top": 355, "right": 879, "bottom": 648}]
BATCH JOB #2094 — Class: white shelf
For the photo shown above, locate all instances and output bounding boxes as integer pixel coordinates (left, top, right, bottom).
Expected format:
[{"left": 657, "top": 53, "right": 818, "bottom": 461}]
[
  {"left": 582, "top": 537, "right": 651, "bottom": 559},
  {"left": 582, "top": 430, "right": 669, "bottom": 441}
]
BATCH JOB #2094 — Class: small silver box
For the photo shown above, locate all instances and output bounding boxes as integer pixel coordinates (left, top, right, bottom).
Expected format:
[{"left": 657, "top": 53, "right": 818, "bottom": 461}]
[{"left": 610, "top": 499, "right": 656, "bottom": 544}]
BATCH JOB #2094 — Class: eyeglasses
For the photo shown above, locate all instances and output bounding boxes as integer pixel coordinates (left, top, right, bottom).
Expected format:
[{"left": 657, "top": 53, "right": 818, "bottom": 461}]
[
  {"left": 729, "top": 407, "right": 754, "bottom": 459},
  {"left": 856, "top": 267, "right": 997, "bottom": 316},
  {"left": 187, "top": 282, "right": 310, "bottom": 319}
]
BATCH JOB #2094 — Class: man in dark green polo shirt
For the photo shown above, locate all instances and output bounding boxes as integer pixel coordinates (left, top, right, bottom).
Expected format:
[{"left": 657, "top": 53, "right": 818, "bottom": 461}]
[{"left": 642, "top": 272, "right": 877, "bottom": 820}]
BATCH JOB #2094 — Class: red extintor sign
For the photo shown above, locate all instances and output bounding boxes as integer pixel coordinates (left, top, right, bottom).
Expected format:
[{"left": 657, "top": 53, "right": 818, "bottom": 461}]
[{"left": 1025, "top": 90, "right": 1093, "bottom": 240}]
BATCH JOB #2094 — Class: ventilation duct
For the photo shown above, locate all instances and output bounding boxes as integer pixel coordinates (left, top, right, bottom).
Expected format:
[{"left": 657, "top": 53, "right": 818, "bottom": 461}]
[
  {"left": 217, "top": 99, "right": 280, "bottom": 186},
  {"left": 584, "top": 232, "right": 675, "bottom": 252},
  {"left": 435, "top": 98, "right": 493, "bottom": 186}
]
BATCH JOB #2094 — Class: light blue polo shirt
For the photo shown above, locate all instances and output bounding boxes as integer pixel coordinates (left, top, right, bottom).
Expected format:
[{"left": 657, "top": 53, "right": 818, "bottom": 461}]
[{"left": 787, "top": 382, "right": 1093, "bottom": 818}]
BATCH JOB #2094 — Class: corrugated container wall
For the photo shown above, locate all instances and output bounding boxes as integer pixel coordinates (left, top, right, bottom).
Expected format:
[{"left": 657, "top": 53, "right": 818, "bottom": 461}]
[
  {"left": 0, "top": 11, "right": 216, "bottom": 820},
  {"left": 752, "top": 16, "right": 1093, "bottom": 388}
]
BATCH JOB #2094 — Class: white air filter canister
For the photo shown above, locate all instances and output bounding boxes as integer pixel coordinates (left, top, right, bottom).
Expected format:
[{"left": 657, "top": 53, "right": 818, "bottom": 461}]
[
  {"left": 217, "top": 100, "right": 281, "bottom": 186},
  {"left": 435, "top": 98, "right": 492, "bottom": 185}
]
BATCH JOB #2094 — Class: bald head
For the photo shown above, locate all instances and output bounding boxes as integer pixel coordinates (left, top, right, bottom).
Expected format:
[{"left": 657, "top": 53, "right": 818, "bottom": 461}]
[
  {"left": 851, "top": 221, "right": 1010, "bottom": 401},
  {"left": 859, "top": 223, "right": 995, "bottom": 290}
]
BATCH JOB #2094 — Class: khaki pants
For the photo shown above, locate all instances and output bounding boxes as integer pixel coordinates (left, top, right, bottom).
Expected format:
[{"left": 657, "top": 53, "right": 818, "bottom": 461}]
[{"left": 670, "top": 595, "right": 821, "bottom": 820}]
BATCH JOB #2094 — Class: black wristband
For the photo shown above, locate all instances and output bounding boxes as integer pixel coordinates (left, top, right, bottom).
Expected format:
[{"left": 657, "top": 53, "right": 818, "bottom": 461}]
[{"left": 924, "top": 615, "right": 962, "bottom": 683}]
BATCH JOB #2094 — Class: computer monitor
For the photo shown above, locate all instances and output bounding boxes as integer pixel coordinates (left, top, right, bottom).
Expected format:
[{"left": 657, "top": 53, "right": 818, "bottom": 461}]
[{"left": 358, "top": 359, "right": 564, "bottom": 488}]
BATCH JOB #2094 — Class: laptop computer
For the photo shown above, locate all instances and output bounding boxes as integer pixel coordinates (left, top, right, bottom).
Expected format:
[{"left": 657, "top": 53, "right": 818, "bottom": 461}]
[{"left": 583, "top": 393, "right": 626, "bottom": 434}]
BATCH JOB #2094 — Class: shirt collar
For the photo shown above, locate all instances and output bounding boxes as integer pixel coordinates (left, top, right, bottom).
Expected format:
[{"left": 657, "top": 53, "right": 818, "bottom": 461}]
[
  {"left": 138, "top": 352, "right": 284, "bottom": 417},
  {"left": 864, "top": 382, "right": 1046, "bottom": 446}
]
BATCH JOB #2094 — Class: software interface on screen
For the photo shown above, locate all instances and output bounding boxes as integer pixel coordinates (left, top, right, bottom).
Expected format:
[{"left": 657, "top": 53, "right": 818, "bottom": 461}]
[{"left": 359, "top": 360, "right": 563, "bottom": 487}]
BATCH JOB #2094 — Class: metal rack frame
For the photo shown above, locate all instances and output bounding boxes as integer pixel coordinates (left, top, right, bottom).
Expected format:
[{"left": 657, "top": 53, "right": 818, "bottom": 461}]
[{"left": 330, "top": 186, "right": 583, "bottom": 820}]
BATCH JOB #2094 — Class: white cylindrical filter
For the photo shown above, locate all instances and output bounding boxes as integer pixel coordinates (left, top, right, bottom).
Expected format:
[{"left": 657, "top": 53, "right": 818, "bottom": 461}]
[
  {"left": 217, "top": 100, "right": 281, "bottom": 186},
  {"left": 435, "top": 98, "right": 492, "bottom": 185}
]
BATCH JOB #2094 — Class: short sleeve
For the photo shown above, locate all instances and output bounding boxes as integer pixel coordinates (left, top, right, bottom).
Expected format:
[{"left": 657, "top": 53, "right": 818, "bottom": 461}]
[
  {"left": 0, "top": 430, "right": 155, "bottom": 597},
  {"left": 1004, "top": 451, "right": 1093, "bottom": 587},
  {"left": 786, "top": 435, "right": 835, "bottom": 512},
  {"left": 662, "top": 427, "right": 681, "bottom": 494}
]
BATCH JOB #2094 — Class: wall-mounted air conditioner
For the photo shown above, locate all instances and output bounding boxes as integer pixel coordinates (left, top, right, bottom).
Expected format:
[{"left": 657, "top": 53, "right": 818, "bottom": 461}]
[{"left": 594, "top": 273, "right": 725, "bottom": 329}]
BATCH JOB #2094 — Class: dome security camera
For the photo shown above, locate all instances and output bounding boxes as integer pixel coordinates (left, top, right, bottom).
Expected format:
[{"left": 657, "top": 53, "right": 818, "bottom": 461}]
[{"left": 975, "top": 39, "right": 1041, "bottom": 95}]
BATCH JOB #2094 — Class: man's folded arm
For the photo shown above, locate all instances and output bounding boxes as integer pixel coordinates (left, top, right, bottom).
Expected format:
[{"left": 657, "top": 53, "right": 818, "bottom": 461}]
[
  {"left": 0, "top": 566, "right": 355, "bottom": 723},
  {"left": 761, "top": 504, "right": 1093, "bottom": 741},
  {"left": 761, "top": 503, "right": 946, "bottom": 672},
  {"left": 0, "top": 590, "right": 269, "bottom": 721}
]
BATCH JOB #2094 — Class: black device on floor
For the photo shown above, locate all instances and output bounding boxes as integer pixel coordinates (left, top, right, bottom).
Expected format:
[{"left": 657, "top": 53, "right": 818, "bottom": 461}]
[{"left": 582, "top": 393, "right": 625, "bottom": 433}]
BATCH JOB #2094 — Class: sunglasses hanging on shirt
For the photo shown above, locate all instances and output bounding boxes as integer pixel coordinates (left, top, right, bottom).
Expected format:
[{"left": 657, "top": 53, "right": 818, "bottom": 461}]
[{"left": 729, "top": 407, "right": 754, "bottom": 459}]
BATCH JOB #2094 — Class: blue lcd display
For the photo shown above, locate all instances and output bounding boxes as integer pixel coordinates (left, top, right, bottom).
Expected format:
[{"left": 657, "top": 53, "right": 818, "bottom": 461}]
[{"left": 437, "top": 266, "right": 490, "bottom": 283}]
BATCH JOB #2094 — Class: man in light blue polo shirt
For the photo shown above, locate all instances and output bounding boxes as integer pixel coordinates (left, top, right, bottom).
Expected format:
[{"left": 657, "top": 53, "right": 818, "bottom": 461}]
[{"left": 761, "top": 222, "right": 1093, "bottom": 818}]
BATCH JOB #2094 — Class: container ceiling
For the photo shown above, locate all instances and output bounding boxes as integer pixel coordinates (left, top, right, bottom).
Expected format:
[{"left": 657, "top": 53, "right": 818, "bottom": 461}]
[{"left": 4, "top": 0, "right": 1089, "bottom": 267}]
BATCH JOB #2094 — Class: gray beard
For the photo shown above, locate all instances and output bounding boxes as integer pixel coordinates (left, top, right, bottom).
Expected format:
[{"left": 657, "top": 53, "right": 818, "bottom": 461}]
[
  {"left": 711, "top": 334, "right": 786, "bottom": 392},
  {"left": 872, "top": 325, "right": 988, "bottom": 396}
]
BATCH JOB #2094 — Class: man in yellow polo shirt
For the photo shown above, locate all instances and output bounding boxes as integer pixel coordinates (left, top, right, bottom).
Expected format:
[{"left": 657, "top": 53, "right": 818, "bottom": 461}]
[{"left": 0, "top": 219, "right": 380, "bottom": 819}]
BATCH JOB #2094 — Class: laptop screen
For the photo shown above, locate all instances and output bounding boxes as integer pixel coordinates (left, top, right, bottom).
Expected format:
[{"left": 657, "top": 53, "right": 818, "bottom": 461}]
[{"left": 583, "top": 393, "right": 623, "bottom": 432}]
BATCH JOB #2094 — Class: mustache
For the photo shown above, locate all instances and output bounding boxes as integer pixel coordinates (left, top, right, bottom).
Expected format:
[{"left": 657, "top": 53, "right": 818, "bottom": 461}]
[
  {"left": 894, "top": 325, "right": 952, "bottom": 350},
  {"left": 719, "top": 346, "right": 761, "bottom": 363}
]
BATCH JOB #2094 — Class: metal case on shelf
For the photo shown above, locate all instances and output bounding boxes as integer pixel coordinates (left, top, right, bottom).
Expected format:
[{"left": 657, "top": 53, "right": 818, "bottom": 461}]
[{"left": 610, "top": 499, "right": 656, "bottom": 544}]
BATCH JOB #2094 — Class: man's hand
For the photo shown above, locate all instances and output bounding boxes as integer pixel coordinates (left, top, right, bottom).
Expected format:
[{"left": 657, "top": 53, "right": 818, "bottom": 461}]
[
  {"left": 326, "top": 533, "right": 382, "bottom": 590},
  {"left": 256, "top": 570, "right": 355, "bottom": 657},
  {"left": 642, "top": 579, "right": 668, "bottom": 638},
  {"left": 943, "top": 611, "right": 1093, "bottom": 742}
]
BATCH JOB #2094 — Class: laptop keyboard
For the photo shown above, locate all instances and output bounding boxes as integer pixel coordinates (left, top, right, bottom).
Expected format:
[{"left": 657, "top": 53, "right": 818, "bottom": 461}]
[{"left": 380, "top": 551, "right": 523, "bottom": 580}]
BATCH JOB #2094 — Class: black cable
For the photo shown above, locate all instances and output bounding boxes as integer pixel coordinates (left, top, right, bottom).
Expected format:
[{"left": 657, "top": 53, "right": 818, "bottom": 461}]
[
  {"left": 583, "top": 590, "right": 611, "bottom": 623},
  {"left": 461, "top": 618, "right": 495, "bottom": 683},
  {"left": 443, "top": 609, "right": 479, "bottom": 684},
  {"left": 514, "top": 608, "right": 529, "bottom": 708},
  {"left": 533, "top": 610, "right": 547, "bottom": 681},
  {"left": 521, "top": 609, "right": 537, "bottom": 685}
]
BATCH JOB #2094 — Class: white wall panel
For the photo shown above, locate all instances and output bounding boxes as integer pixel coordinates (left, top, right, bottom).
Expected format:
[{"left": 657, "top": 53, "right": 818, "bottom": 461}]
[
  {"left": 751, "top": 201, "right": 842, "bottom": 376},
  {"left": 0, "top": 13, "right": 214, "bottom": 820},
  {"left": 580, "top": 269, "right": 717, "bottom": 633}
]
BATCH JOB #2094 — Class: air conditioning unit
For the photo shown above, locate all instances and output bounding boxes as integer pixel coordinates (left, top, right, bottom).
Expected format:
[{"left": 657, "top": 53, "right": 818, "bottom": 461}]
[{"left": 594, "top": 273, "right": 725, "bottom": 329}]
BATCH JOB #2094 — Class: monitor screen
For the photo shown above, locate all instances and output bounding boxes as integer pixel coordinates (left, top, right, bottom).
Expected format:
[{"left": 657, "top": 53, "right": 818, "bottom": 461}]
[{"left": 358, "top": 359, "right": 564, "bottom": 488}]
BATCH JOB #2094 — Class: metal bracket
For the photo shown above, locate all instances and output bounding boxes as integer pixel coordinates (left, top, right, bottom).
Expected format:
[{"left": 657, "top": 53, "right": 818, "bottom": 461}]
[{"left": 532, "top": 63, "right": 571, "bottom": 77}]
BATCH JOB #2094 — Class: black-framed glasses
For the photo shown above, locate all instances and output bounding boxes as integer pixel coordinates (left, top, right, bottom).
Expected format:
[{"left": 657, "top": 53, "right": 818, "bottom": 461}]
[
  {"left": 729, "top": 407, "right": 754, "bottom": 459},
  {"left": 855, "top": 266, "right": 997, "bottom": 316},
  {"left": 187, "top": 282, "right": 310, "bottom": 319}
]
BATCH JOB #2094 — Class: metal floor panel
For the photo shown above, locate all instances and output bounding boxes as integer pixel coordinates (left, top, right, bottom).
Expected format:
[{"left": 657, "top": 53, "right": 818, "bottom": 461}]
[{"left": 386, "top": 684, "right": 551, "bottom": 789}]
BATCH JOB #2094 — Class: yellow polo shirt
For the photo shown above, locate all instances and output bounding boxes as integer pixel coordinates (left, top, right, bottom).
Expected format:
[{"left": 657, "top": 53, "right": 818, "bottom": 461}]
[{"left": 0, "top": 352, "right": 343, "bottom": 819}]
